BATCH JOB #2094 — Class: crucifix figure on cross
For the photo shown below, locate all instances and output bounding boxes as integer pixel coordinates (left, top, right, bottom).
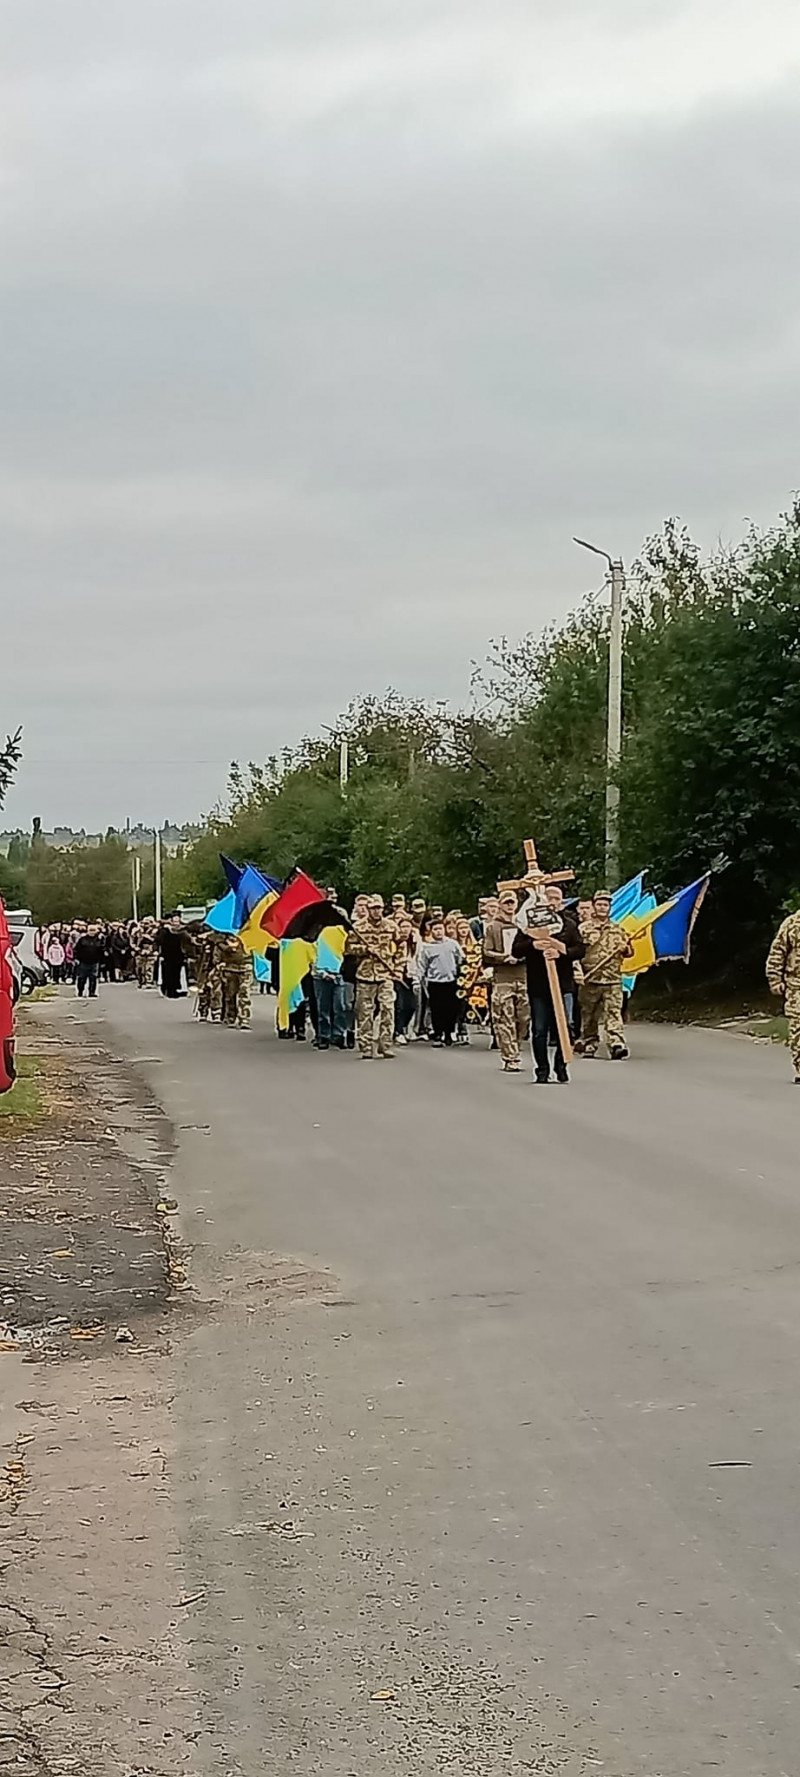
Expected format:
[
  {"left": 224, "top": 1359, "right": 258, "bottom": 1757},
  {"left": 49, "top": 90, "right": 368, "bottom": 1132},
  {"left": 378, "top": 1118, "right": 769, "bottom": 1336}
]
[{"left": 497, "top": 837, "right": 575, "bottom": 1067}]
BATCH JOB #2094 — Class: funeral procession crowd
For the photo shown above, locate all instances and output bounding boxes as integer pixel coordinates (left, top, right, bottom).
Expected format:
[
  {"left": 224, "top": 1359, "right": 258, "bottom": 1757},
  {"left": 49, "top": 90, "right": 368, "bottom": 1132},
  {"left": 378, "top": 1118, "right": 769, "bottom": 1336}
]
[{"left": 29, "top": 891, "right": 800, "bottom": 1085}]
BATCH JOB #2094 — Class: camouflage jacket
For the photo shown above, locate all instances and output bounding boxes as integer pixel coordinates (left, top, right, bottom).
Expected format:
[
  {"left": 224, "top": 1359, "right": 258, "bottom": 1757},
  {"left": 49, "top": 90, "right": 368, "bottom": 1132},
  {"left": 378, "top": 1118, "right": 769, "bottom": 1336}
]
[
  {"left": 766, "top": 911, "right": 800, "bottom": 994},
  {"left": 345, "top": 918, "right": 402, "bottom": 982},
  {"left": 219, "top": 935, "right": 251, "bottom": 980},
  {"left": 187, "top": 929, "right": 217, "bottom": 991},
  {"left": 131, "top": 927, "right": 157, "bottom": 957},
  {"left": 579, "top": 920, "right": 634, "bottom": 986}
]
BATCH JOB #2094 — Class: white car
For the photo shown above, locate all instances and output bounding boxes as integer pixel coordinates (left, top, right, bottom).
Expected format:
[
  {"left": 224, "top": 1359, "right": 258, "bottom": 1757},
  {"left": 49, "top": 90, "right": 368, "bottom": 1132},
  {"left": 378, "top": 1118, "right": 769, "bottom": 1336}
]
[
  {"left": 7, "top": 945, "right": 21, "bottom": 1005},
  {"left": 7, "top": 925, "right": 48, "bottom": 995}
]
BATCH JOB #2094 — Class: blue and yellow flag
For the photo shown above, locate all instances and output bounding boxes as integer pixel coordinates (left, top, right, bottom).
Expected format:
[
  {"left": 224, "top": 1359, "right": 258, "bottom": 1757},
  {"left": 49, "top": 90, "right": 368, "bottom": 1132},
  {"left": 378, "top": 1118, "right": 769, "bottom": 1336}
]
[
  {"left": 207, "top": 858, "right": 281, "bottom": 954},
  {"left": 233, "top": 864, "right": 281, "bottom": 955},
  {"left": 610, "top": 872, "right": 645, "bottom": 923},
  {"left": 314, "top": 926, "right": 348, "bottom": 973},
  {"left": 205, "top": 890, "right": 238, "bottom": 933},
  {"left": 277, "top": 938, "right": 316, "bottom": 1029},
  {"left": 621, "top": 875, "right": 709, "bottom": 977}
]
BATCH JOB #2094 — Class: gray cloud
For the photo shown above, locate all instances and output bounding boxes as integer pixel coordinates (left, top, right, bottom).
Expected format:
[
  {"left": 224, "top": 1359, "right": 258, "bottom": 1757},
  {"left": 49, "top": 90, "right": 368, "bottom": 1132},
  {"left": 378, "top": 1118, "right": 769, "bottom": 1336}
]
[{"left": 2, "top": 0, "right": 799, "bottom": 828}]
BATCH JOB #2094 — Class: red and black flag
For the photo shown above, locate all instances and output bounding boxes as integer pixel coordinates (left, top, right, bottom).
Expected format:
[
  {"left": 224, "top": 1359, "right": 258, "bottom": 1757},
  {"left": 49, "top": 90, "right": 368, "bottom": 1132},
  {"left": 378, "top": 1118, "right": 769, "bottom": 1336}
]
[{"left": 260, "top": 870, "right": 350, "bottom": 946}]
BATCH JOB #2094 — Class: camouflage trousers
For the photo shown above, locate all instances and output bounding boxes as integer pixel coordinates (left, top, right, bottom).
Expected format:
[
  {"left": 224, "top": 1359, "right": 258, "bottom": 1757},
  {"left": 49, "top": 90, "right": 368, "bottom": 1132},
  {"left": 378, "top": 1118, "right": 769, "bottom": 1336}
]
[
  {"left": 355, "top": 978, "right": 394, "bottom": 1057},
  {"left": 580, "top": 982, "right": 626, "bottom": 1054},
  {"left": 201, "top": 968, "right": 250, "bottom": 1027},
  {"left": 224, "top": 974, "right": 251, "bottom": 1028},
  {"left": 786, "top": 987, "right": 800, "bottom": 1074},
  {"left": 490, "top": 980, "right": 530, "bottom": 1064},
  {"left": 135, "top": 952, "right": 157, "bottom": 988}
]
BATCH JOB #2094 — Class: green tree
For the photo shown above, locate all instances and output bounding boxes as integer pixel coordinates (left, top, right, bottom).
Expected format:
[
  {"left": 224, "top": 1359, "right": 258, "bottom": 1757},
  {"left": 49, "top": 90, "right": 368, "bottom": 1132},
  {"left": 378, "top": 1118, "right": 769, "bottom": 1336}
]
[
  {"left": 167, "top": 503, "right": 800, "bottom": 987},
  {"left": 0, "top": 854, "right": 26, "bottom": 907},
  {"left": 0, "top": 728, "right": 22, "bottom": 812},
  {"left": 27, "top": 836, "right": 133, "bottom": 924}
]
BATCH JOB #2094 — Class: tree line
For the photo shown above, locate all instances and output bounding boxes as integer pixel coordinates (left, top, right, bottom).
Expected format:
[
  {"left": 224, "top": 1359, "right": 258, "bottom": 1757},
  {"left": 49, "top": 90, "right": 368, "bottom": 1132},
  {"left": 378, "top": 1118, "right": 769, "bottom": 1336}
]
[{"left": 4, "top": 508, "right": 800, "bottom": 988}]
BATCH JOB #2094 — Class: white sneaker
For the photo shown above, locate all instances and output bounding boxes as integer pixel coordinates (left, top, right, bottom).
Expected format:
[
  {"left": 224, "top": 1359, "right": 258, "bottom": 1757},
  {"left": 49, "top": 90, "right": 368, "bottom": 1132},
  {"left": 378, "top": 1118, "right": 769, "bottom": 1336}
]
[{"left": 396, "top": 1034, "right": 408, "bottom": 1045}]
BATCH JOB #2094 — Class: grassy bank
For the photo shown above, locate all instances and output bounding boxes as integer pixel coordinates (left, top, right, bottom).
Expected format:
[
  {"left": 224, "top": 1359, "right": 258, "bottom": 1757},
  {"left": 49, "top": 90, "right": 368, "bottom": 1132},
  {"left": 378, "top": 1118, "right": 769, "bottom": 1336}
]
[{"left": 0, "top": 1055, "right": 44, "bottom": 1128}]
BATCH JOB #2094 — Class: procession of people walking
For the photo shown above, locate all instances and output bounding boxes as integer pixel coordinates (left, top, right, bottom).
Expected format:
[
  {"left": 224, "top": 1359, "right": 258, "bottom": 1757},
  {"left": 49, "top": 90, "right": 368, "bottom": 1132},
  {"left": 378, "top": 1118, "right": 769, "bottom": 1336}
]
[{"left": 30, "top": 875, "right": 799, "bottom": 1085}]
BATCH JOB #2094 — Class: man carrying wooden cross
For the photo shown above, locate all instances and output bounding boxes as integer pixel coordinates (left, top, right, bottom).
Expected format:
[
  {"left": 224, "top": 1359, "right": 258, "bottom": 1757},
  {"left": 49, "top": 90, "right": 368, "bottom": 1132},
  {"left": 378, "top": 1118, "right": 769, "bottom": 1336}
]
[
  {"left": 512, "top": 882, "right": 585, "bottom": 1083},
  {"left": 494, "top": 838, "right": 581, "bottom": 1080}
]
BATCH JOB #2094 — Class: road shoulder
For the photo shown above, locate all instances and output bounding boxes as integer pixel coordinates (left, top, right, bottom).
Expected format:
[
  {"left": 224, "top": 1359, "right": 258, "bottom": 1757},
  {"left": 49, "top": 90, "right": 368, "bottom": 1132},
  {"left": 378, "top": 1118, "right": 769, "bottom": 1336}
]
[{"left": 0, "top": 997, "right": 196, "bottom": 1775}]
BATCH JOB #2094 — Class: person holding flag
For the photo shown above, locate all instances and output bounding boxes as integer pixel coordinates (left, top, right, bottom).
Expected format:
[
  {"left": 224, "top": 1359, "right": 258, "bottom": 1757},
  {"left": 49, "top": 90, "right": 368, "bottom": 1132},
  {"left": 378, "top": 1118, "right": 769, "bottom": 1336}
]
[{"left": 578, "top": 891, "right": 635, "bottom": 1060}]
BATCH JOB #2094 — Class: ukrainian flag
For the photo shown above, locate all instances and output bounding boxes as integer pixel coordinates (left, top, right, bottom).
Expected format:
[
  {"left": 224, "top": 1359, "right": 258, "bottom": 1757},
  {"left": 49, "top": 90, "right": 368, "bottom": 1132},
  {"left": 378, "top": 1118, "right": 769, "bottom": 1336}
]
[
  {"left": 620, "top": 875, "right": 709, "bottom": 977},
  {"left": 205, "top": 890, "right": 238, "bottom": 934},
  {"left": 610, "top": 872, "right": 645, "bottom": 923},
  {"left": 619, "top": 892, "right": 656, "bottom": 993},
  {"left": 277, "top": 938, "right": 316, "bottom": 1029},
  {"left": 238, "top": 876, "right": 281, "bottom": 956},
  {"left": 215, "top": 858, "right": 282, "bottom": 955},
  {"left": 314, "top": 926, "right": 348, "bottom": 973}
]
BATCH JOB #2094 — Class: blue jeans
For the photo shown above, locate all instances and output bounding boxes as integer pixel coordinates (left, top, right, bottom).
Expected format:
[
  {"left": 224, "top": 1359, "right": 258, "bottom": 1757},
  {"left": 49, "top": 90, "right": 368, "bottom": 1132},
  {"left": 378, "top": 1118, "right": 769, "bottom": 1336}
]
[
  {"left": 314, "top": 975, "right": 346, "bottom": 1045},
  {"left": 394, "top": 980, "right": 416, "bottom": 1037},
  {"left": 531, "top": 991, "right": 573, "bottom": 1078},
  {"left": 75, "top": 964, "right": 99, "bottom": 999}
]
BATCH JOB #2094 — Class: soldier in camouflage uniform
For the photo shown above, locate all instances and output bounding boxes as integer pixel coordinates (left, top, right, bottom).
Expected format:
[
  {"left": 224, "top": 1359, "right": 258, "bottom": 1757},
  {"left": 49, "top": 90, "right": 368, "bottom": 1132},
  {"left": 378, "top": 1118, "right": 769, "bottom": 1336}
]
[
  {"left": 766, "top": 908, "right": 800, "bottom": 1082},
  {"left": 345, "top": 894, "right": 402, "bottom": 1058},
  {"left": 578, "top": 891, "right": 634, "bottom": 1059},
  {"left": 221, "top": 935, "right": 252, "bottom": 1028},
  {"left": 132, "top": 918, "right": 159, "bottom": 989},
  {"left": 186, "top": 926, "right": 217, "bottom": 1020},
  {"left": 482, "top": 890, "right": 530, "bottom": 1071}
]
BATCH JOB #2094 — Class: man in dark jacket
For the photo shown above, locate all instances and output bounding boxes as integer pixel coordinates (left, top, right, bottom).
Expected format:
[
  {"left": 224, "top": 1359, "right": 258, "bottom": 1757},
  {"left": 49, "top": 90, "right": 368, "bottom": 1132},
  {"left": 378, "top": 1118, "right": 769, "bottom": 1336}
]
[
  {"left": 512, "top": 885, "right": 585, "bottom": 1083},
  {"left": 73, "top": 924, "right": 105, "bottom": 999}
]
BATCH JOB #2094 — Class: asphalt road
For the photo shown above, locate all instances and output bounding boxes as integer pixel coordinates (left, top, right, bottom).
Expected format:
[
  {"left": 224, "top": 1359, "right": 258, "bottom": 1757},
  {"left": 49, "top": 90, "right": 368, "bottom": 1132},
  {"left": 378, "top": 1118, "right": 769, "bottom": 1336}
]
[{"left": 86, "top": 988, "right": 800, "bottom": 1776}]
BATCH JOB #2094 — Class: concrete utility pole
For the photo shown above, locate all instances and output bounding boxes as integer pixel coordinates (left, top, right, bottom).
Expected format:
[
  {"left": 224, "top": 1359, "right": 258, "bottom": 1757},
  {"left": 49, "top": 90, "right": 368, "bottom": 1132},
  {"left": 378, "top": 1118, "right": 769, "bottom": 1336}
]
[
  {"left": 131, "top": 855, "right": 141, "bottom": 922},
  {"left": 154, "top": 828, "right": 163, "bottom": 922},
  {"left": 573, "top": 537, "right": 625, "bottom": 889},
  {"left": 322, "top": 726, "right": 350, "bottom": 794}
]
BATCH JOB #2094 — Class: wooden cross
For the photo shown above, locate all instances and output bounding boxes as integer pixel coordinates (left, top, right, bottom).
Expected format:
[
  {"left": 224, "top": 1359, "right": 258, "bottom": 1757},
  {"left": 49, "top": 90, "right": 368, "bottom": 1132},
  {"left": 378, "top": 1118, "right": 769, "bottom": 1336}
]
[{"left": 497, "top": 837, "right": 575, "bottom": 1066}]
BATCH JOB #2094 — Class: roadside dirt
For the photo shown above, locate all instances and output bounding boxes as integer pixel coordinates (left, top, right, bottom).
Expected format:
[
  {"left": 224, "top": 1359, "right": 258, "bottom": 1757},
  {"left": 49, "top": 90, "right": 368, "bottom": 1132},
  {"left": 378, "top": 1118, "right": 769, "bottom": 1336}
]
[{"left": 0, "top": 1005, "right": 196, "bottom": 1776}]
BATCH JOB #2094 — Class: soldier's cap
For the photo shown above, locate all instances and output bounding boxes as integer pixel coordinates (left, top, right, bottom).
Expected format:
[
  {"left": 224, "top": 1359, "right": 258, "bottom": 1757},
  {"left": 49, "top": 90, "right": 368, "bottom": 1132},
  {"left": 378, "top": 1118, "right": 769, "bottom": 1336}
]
[{"left": 592, "top": 889, "right": 612, "bottom": 903}]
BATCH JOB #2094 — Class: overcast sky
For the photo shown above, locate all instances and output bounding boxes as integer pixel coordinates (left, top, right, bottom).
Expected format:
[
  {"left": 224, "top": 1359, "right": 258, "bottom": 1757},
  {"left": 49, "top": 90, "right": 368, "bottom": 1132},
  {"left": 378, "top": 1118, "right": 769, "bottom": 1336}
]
[{"left": 3, "top": 0, "right": 799, "bottom": 830}]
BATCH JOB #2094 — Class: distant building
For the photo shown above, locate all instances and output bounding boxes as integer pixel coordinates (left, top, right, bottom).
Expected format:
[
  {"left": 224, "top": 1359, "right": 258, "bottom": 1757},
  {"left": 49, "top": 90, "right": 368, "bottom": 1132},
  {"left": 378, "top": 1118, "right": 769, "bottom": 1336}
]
[{"left": 0, "top": 822, "right": 198, "bottom": 858}]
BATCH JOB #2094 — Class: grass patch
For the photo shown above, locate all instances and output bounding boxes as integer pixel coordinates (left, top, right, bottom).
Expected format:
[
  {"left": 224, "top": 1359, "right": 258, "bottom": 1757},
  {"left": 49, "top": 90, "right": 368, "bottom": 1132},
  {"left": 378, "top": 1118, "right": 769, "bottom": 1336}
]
[
  {"left": 739, "top": 1015, "right": 789, "bottom": 1044},
  {"left": 26, "top": 984, "right": 57, "bottom": 1002},
  {"left": 0, "top": 1055, "right": 45, "bottom": 1126}
]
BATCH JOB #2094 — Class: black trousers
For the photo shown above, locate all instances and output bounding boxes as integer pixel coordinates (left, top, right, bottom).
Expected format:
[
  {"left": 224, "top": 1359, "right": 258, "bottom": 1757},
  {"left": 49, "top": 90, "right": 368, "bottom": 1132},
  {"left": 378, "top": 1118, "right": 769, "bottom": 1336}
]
[
  {"left": 160, "top": 957, "right": 184, "bottom": 997},
  {"left": 427, "top": 980, "right": 458, "bottom": 1042},
  {"left": 531, "top": 991, "right": 574, "bottom": 1079}
]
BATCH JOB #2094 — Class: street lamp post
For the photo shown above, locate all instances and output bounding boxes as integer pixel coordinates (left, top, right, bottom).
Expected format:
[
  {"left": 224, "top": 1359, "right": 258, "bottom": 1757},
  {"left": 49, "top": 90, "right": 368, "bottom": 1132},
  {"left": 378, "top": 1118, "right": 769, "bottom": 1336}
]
[{"left": 574, "top": 537, "right": 625, "bottom": 889}]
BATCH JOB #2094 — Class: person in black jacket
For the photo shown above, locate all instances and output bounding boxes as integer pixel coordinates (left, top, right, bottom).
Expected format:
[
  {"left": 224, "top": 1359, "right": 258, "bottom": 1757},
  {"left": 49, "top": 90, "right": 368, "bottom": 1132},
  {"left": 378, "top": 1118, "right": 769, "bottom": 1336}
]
[
  {"left": 73, "top": 924, "right": 105, "bottom": 999},
  {"left": 512, "top": 885, "right": 585, "bottom": 1084},
  {"left": 157, "top": 915, "right": 187, "bottom": 998}
]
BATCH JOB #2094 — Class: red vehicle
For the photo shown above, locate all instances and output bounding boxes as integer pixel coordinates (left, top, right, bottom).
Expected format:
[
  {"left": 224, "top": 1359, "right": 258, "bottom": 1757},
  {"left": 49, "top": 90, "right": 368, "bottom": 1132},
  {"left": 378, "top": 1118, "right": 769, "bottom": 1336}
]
[{"left": 0, "top": 898, "right": 16, "bottom": 1094}]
